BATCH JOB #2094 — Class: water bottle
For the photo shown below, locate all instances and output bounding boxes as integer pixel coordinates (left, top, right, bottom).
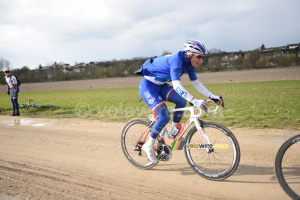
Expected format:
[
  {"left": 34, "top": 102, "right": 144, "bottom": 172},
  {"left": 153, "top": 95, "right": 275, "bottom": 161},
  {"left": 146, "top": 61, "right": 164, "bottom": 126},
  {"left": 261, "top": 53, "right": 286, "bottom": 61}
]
[{"left": 170, "top": 124, "right": 182, "bottom": 138}]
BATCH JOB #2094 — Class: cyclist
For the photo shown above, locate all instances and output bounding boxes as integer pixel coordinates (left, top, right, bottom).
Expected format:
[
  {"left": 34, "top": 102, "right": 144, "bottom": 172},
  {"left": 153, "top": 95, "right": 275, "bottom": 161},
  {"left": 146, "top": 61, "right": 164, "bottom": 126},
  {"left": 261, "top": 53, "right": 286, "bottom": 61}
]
[
  {"left": 136, "top": 40, "right": 224, "bottom": 163},
  {"left": 3, "top": 68, "right": 20, "bottom": 116}
]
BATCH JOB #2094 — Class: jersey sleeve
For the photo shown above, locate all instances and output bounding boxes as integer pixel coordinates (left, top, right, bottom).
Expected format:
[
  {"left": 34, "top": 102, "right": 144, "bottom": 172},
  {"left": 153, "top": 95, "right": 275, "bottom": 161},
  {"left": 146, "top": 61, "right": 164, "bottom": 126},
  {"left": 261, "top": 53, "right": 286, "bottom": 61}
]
[
  {"left": 11, "top": 76, "right": 18, "bottom": 85},
  {"left": 191, "top": 79, "right": 211, "bottom": 97},
  {"left": 169, "top": 56, "right": 182, "bottom": 81},
  {"left": 187, "top": 68, "right": 197, "bottom": 81},
  {"left": 172, "top": 80, "right": 194, "bottom": 102},
  {"left": 6, "top": 76, "right": 13, "bottom": 88}
]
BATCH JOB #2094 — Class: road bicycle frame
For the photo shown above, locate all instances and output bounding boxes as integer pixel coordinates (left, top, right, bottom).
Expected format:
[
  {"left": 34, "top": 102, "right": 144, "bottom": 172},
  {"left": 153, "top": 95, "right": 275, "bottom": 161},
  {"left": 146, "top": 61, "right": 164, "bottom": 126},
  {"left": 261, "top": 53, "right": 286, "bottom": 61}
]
[{"left": 136, "top": 100, "right": 219, "bottom": 151}]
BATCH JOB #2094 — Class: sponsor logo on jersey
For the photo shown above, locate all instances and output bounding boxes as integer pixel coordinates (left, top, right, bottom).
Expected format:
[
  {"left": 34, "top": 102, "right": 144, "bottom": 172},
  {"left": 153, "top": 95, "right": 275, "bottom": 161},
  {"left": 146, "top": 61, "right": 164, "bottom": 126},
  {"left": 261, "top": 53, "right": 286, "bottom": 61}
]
[
  {"left": 175, "top": 87, "right": 187, "bottom": 98},
  {"left": 144, "top": 91, "right": 155, "bottom": 104},
  {"left": 193, "top": 99, "right": 199, "bottom": 107}
]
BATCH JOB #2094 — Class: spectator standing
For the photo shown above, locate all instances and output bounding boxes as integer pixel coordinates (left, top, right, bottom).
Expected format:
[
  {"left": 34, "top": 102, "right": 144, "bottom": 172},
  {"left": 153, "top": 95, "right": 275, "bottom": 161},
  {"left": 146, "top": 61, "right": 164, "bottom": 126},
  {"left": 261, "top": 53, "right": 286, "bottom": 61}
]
[{"left": 3, "top": 68, "right": 20, "bottom": 116}]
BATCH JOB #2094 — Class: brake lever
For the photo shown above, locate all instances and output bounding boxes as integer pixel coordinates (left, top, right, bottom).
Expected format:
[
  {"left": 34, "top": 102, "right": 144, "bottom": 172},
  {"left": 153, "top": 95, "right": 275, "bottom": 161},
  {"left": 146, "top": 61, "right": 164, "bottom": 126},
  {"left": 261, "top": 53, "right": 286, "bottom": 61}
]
[
  {"left": 220, "top": 96, "right": 225, "bottom": 109},
  {"left": 204, "top": 106, "right": 209, "bottom": 114}
]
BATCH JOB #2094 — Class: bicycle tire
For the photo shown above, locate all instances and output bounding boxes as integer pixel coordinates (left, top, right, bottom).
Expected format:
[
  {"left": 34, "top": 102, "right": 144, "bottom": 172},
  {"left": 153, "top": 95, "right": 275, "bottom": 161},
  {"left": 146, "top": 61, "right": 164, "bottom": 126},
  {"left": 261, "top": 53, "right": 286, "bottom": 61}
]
[
  {"left": 121, "top": 118, "right": 158, "bottom": 170},
  {"left": 19, "top": 103, "right": 29, "bottom": 110},
  {"left": 184, "top": 121, "right": 240, "bottom": 181},
  {"left": 31, "top": 104, "right": 54, "bottom": 108},
  {"left": 275, "top": 134, "right": 300, "bottom": 200},
  {"left": 37, "top": 104, "right": 54, "bottom": 108}
]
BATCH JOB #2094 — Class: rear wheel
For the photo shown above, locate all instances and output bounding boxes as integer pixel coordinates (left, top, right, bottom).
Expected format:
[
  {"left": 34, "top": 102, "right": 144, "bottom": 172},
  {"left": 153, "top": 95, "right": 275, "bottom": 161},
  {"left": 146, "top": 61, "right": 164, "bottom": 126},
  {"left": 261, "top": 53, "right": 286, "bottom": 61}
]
[
  {"left": 184, "top": 121, "right": 240, "bottom": 180},
  {"left": 121, "top": 118, "right": 158, "bottom": 169}
]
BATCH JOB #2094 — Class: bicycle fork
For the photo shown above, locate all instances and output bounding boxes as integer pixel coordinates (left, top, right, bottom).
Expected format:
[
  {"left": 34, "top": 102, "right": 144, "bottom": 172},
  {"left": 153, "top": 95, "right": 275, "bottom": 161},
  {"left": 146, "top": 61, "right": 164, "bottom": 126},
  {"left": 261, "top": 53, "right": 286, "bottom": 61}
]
[{"left": 195, "top": 120, "right": 214, "bottom": 153}]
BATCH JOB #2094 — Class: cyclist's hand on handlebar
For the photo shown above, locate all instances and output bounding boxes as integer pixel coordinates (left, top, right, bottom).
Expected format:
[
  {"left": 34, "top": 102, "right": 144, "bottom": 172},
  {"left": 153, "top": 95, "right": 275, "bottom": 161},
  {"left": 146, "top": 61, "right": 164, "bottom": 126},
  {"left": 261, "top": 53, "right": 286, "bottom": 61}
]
[
  {"left": 209, "top": 94, "right": 223, "bottom": 105},
  {"left": 191, "top": 98, "right": 207, "bottom": 108},
  {"left": 209, "top": 94, "right": 225, "bottom": 109}
]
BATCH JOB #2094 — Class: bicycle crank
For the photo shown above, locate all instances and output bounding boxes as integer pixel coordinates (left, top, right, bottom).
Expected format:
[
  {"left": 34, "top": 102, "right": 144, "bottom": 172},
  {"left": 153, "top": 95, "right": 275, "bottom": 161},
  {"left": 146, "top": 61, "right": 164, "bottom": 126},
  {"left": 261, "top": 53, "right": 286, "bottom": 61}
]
[{"left": 156, "top": 143, "right": 172, "bottom": 162}]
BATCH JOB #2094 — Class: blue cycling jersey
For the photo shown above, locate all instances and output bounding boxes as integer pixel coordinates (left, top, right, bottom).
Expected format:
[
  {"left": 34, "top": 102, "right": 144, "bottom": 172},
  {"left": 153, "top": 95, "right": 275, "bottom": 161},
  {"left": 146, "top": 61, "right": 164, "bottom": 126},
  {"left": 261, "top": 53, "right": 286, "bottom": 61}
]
[{"left": 139, "top": 51, "right": 198, "bottom": 82}]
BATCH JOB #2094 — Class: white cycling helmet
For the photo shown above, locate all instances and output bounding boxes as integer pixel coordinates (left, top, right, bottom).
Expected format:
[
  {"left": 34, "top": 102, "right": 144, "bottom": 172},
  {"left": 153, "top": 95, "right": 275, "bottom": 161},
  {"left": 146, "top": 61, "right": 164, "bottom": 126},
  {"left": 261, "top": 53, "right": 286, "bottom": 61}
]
[
  {"left": 3, "top": 67, "right": 10, "bottom": 73},
  {"left": 184, "top": 40, "right": 206, "bottom": 55}
]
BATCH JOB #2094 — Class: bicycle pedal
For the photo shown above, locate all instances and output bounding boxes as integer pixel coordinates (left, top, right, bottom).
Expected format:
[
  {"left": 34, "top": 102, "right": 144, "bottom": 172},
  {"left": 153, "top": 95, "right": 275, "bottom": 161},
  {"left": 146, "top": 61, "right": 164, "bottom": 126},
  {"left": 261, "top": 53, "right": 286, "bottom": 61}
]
[
  {"left": 133, "top": 141, "right": 144, "bottom": 152},
  {"left": 204, "top": 107, "right": 209, "bottom": 114},
  {"left": 133, "top": 146, "right": 141, "bottom": 151},
  {"left": 133, "top": 145, "right": 143, "bottom": 156}
]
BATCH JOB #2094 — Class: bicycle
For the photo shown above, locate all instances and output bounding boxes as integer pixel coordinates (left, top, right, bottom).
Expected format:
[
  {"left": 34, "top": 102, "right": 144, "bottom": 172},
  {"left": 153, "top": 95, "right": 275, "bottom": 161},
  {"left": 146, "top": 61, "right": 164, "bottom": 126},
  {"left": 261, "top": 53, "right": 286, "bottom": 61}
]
[
  {"left": 19, "top": 99, "right": 54, "bottom": 110},
  {"left": 275, "top": 134, "right": 300, "bottom": 200},
  {"left": 121, "top": 100, "right": 240, "bottom": 181}
]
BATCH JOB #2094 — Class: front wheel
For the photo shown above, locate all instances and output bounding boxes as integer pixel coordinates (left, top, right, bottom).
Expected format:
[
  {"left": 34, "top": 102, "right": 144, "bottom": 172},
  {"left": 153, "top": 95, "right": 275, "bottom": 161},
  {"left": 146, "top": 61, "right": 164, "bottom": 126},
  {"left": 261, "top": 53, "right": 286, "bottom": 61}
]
[
  {"left": 275, "top": 134, "right": 300, "bottom": 200},
  {"left": 121, "top": 118, "right": 158, "bottom": 170},
  {"left": 184, "top": 121, "right": 240, "bottom": 181}
]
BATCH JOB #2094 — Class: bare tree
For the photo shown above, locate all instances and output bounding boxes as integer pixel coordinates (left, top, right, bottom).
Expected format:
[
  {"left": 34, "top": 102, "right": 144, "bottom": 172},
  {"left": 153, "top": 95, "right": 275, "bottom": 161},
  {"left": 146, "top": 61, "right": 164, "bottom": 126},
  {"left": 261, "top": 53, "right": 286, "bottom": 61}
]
[
  {"left": 0, "top": 57, "right": 11, "bottom": 70},
  {"left": 260, "top": 44, "right": 266, "bottom": 51}
]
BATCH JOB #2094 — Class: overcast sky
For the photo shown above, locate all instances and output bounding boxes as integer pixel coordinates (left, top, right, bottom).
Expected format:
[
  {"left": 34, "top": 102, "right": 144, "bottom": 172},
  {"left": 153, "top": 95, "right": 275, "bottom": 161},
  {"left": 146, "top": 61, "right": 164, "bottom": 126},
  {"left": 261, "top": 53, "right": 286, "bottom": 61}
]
[{"left": 0, "top": 0, "right": 299, "bottom": 69}]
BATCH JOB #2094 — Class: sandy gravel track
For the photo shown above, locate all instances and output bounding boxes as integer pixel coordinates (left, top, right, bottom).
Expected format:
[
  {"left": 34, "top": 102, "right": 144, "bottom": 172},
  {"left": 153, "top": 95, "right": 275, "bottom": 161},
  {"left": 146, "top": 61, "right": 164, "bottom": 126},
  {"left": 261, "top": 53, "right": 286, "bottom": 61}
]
[
  {"left": 0, "top": 67, "right": 299, "bottom": 199},
  {"left": 0, "top": 116, "right": 299, "bottom": 200},
  {"left": 0, "top": 67, "right": 299, "bottom": 92}
]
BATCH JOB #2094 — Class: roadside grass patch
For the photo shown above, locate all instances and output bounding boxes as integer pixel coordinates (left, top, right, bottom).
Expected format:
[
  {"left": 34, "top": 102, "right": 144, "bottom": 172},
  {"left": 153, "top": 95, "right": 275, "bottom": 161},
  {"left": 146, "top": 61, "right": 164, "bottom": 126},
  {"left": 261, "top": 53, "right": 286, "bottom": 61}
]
[{"left": 0, "top": 80, "right": 299, "bottom": 129}]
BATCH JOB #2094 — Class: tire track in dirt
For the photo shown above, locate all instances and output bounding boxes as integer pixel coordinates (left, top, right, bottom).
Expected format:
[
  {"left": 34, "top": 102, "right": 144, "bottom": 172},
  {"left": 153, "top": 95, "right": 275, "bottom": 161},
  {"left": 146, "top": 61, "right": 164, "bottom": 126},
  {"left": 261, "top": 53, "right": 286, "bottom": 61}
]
[
  {"left": 0, "top": 158, "right": 219, "bottom": 200},
  {"left": 0, "top": 116, "right": 299, "bottom": 200}
]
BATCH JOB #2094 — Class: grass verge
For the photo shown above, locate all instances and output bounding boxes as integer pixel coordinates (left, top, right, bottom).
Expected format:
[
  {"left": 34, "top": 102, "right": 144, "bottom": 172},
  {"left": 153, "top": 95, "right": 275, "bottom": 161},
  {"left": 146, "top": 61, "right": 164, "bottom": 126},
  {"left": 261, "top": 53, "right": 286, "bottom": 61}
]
[{"left": 0, "top": 80, "right": 299, "bottom": 130}]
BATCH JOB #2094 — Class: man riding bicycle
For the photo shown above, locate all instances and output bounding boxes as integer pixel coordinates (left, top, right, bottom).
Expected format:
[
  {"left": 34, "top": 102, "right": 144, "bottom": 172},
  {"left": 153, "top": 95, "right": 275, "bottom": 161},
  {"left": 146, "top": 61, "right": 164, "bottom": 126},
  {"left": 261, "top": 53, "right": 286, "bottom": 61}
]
[{"left": 136, "top": 40, "right": 224, "bottom": 163}]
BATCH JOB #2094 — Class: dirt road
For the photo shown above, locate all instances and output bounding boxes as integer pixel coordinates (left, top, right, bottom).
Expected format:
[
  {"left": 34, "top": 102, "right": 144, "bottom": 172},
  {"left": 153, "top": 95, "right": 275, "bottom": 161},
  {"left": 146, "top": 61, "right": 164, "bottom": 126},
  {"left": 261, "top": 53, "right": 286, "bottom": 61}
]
[{"left": 0, "top": 116, "right": 299, "bottom": 200}]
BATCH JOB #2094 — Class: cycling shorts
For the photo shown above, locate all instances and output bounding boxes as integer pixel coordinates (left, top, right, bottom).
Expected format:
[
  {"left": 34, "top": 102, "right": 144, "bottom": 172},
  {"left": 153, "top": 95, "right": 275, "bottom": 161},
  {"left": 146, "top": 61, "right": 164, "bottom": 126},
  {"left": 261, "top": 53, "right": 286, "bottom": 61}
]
[{"left": 139, "top": 77, "right": 174, "bottom": 111}]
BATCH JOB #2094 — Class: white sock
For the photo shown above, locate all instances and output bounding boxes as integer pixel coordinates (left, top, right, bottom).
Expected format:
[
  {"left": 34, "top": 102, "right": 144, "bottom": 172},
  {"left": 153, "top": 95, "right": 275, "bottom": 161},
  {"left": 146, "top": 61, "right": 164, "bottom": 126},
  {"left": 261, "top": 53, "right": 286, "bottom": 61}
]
[{"left": 147, "top": 136, "right": 156, "bottom": 146}]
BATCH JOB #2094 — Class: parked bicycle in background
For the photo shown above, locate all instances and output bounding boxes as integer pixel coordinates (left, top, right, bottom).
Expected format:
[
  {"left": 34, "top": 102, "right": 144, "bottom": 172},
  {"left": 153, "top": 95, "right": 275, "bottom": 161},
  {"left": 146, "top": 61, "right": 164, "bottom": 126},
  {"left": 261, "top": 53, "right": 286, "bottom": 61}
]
[{"left": 19, "top": 99, "right": 54, "bottom": 110}]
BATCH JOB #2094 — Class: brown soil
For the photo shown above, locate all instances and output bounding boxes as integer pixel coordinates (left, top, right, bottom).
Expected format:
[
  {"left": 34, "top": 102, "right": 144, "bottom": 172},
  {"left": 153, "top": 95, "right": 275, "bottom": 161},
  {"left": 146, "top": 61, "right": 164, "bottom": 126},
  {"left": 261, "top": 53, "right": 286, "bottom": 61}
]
[
  {"left": 0, "top": 67, "right": 299, "bottom": 199},
  {"left": 0, "top": 117, "right": 299, "bottom": 200}
]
